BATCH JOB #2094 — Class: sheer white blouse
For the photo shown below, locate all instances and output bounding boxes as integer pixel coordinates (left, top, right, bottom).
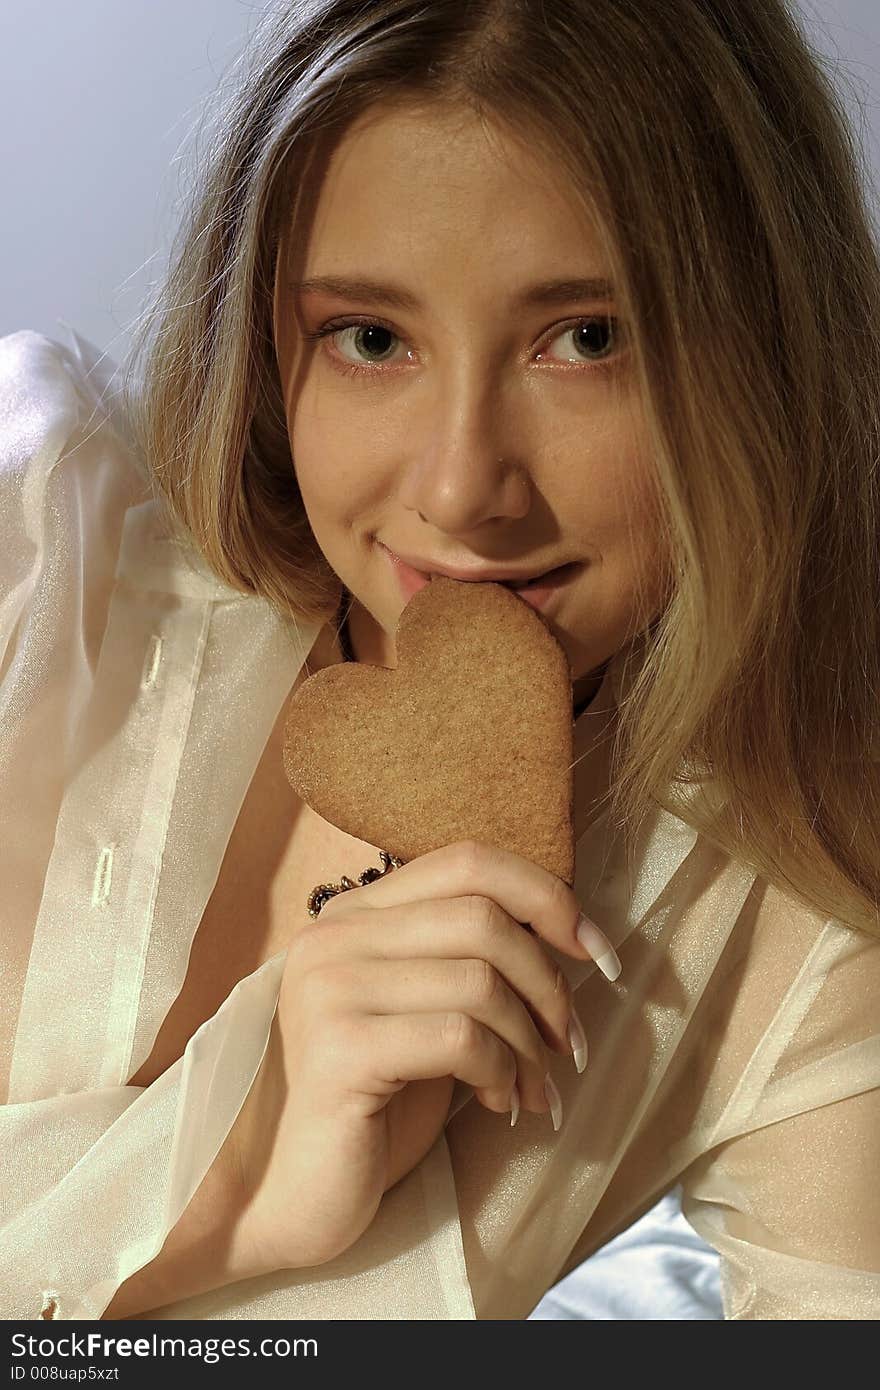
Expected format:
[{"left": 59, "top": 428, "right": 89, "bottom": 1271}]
[{"left": 1, "top": 327, "right": 878, "bottom": 1321}]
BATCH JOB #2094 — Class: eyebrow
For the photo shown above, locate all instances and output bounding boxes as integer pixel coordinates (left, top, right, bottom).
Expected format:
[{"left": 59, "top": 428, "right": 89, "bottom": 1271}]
[{"left": 290, "top": 274, "right": 616, "bottom": 310}]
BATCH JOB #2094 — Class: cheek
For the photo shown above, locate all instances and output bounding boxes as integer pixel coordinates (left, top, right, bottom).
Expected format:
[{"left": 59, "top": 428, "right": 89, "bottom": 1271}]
[
  {"left": 613, "top": 487, "right": 670, "bottom": 623},
  {"left": 289, "top": 400, "right": 377, "bottom": 517},
  {"left": 583, "top": 441, "right": 668, "bottom": 617}
]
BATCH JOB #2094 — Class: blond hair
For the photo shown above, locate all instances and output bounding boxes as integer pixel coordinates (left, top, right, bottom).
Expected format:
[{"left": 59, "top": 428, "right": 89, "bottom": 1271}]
[{"left": 121, "top": 0, "right": 880, "bottom": 938}]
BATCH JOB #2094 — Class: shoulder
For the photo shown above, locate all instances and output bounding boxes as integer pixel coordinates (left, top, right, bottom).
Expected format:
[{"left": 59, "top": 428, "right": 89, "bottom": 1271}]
[
  {"left": 0, "top": 328, "right": 154, "bottom": 670},
  {"left": 0, "top": 328, "right": 150, "bottom": 543},
  {"left": 0, "top": 327, "right": 79, "bottom": 391},
  {"left": 0, "top": 330, "right": 86, "bottom": 473},
  {"left": 0, "top": 327, "right": 126, "bottom": 433},
  {"left": 0, "top": 327, "right": 146, "bottom": 487},
  {"left": 699, "top": 879, "right": 878, "bottom": 1132}
]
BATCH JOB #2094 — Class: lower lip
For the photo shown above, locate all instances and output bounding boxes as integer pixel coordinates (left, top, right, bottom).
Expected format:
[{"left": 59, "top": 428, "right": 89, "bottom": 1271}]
[{"left": 381, "top": 545, "right": 577, "bottom": 611}]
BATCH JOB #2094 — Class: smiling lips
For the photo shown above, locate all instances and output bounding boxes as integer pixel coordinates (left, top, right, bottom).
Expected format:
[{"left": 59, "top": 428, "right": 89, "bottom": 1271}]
[
  {"left": 381, "top": 544, "right": 577, "bottom": 611},
  {"left": 380, "top": 542, "right": 568, "bottom": 583}
]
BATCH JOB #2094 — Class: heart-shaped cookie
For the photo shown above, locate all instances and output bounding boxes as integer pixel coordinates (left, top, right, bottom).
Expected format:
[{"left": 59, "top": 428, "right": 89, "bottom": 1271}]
[{"left": 282, "top": 576, "right": 575, "bottom": 883}]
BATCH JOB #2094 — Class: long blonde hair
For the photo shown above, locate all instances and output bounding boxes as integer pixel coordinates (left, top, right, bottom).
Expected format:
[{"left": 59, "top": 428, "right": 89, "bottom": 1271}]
[{"left": 122, "top": 0, "right": 880, "bottom": 938}]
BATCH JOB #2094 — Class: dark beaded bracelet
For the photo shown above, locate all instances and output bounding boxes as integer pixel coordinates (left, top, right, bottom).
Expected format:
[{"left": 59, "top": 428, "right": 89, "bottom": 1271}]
[{"left": 307, "top": 848, "right": 406, "bottom": 919}]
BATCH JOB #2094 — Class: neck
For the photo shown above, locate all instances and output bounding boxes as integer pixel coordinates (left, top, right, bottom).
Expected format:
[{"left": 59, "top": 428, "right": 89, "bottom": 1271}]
[
  {"left": 572, "top": 690, "right": 596, "bottom": 719},
  {"left": 338, "top": 595, "right": 357, "bottom": 663}
]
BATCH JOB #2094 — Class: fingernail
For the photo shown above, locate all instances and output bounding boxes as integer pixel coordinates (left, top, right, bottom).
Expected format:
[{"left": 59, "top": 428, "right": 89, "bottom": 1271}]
[
  {"left": 576, "top": 913, "right": 622, "bottom": 981},
  {"left": 543, "top": 1073, "right": 563, "bottom": 1131},
  {"left": 509, "top": 1085, "right": 520, "bottom": 1127},
  {"left": 567, "top": 1009, "right": 589, "bottom": 1074}
]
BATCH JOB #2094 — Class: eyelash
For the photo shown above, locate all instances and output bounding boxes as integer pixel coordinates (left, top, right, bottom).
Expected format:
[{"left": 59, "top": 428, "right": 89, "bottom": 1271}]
[{"left": 300, "top": 315, "right": 625, "bottom": 379}]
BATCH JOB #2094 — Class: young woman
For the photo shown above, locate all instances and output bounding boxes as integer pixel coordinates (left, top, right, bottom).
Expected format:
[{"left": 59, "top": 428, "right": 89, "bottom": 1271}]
[{"left": 1, "top": 0, "right": 878, "bottom": 1321}]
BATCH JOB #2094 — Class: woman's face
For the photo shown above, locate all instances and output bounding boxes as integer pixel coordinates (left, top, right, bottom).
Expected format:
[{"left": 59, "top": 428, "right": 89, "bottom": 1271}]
[{"left": 273, "top": 101, "right": 667, "bottom": 708}]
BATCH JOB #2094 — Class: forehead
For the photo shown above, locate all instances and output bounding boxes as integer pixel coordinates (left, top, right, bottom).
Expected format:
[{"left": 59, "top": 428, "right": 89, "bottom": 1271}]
[{"left": 298, "top": 101, "right": 609, "bottom": 268}]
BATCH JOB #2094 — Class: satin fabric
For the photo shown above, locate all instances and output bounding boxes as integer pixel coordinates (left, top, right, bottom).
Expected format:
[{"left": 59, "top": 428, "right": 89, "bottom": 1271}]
[
  {"left": 1, "top": 327, "right": 878, "bottom": 1321},
  {"left": 530, "top": 1186, "right": 723, "bottom": 1320}
]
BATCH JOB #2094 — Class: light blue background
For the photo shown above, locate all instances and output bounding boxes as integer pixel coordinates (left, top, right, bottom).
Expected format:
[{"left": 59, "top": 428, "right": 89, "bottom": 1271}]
[{"left": 2, "top": 1, "right": 879, "bottom": 357}]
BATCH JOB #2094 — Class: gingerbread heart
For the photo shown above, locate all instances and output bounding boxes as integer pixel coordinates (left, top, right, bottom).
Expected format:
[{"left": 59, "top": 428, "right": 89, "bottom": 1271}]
[{"left": 281, "top": 576, "right": 575, "bottom": 883}]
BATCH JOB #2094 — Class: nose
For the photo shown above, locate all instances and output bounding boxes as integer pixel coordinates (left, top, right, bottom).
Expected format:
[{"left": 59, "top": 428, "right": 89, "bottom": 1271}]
[{"left": 397, "top": 369, "right": 532, "bottom": 531}]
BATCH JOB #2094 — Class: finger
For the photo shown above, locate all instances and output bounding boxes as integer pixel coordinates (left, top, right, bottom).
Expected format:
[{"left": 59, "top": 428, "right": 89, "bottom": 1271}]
[
  {"left": 326, "top": 956, "right": 553, "bottom": 1112},
  {"left": 312, "top": 896, "right": 574, "bottom": 1057},
  {"left": 355, "top": 1010, "right": 519, "bottom": 1116},
  {"left": 333, "top": 838, "right": 621, "bottom": 976}
]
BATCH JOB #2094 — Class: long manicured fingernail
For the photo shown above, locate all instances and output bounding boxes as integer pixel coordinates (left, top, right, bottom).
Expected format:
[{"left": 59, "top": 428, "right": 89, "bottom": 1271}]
[
  {"left": 576, "top": 913, "right": 622, "bottom": 981},
  {"left": 509, "top": 1085, "right": 520, "bottom": 1127},
  {"left": 543, "top": 1073, "right": 563, "bottom": 1131},
  {"left": 567, "top": 1009, "right": 589, "bottom": 1074}
]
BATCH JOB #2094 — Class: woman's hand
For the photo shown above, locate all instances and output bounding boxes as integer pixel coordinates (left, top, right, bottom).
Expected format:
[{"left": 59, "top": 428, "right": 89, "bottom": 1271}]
[{"left": 227, "top": 838, "right": 615, "bottom": 1275}]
